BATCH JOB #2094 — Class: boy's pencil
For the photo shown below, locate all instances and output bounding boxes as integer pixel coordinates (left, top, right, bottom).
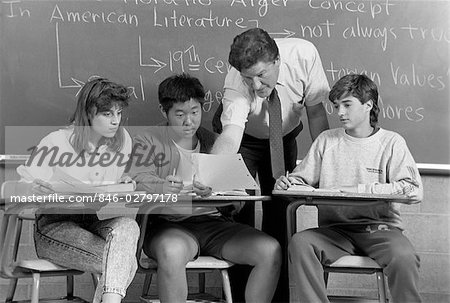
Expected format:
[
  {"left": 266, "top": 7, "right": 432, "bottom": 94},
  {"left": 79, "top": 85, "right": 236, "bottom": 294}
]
[{"left": 171, "top": 168, "right": 177, "bottom": 186}]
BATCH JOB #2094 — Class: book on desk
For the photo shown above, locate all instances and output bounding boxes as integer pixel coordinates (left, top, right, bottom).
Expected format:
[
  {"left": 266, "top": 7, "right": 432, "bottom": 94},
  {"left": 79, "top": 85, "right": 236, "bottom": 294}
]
[{"left": 273, "top": 189, "right": 413, "bottom": 204}]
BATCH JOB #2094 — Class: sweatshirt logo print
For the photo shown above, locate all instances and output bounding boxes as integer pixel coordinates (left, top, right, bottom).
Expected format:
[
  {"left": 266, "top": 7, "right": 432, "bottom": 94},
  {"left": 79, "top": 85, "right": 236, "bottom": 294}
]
[{"left": 366, "top": 168, "right": 383, "bottom": 174}]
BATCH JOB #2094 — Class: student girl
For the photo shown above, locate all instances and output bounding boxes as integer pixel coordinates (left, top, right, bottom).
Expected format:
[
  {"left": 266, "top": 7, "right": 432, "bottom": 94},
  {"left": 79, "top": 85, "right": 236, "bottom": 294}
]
[{"left": 16, "top": 78, "right": 140, "bottom": 303}]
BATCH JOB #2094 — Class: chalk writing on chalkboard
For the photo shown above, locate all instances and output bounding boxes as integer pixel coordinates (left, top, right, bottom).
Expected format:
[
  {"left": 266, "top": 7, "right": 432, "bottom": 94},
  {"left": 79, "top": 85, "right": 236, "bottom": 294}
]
[{"left": 1, "top": 0, "right": 449, "bottom": 165}]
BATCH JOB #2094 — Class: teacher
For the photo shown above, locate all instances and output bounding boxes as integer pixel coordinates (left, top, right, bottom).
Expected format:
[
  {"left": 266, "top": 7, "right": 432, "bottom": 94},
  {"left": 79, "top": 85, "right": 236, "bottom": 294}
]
[{"left": 211, "top": 27, "right": 330, "bottom": 302}]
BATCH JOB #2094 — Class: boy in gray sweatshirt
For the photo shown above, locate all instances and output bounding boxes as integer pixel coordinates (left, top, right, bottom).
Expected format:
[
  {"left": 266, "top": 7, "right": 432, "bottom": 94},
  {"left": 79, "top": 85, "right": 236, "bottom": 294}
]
[{"left": 275, "top": 74, "right": 423, "bottom": 302}]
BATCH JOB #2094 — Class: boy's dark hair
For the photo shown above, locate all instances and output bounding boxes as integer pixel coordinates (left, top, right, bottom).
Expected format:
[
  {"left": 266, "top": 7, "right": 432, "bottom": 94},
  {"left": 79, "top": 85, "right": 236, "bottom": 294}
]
[
  {"left": 329, "top": 74, "right": 380, "bottom": 127},
  {"left": 158, "top": 73, "right": 205, "bottom": 113},
  {"left": 229, "top": 28, "right": 279, "bottom": 71}
]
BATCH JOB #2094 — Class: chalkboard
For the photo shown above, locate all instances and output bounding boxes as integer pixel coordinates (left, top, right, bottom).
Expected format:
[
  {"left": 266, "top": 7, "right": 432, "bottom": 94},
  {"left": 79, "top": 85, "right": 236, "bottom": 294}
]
[{"left": 1, "top": 0, "right": 449, "bottom": 164}]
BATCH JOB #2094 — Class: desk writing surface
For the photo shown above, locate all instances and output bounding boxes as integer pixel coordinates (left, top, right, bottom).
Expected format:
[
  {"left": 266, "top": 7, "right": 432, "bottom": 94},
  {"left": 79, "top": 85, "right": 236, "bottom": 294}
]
[
  {"left": 2, "top": 189, "right": 270, "bottom": 213},
  {"left": 2, "top": 191, "right": 147, "bottom": 214},
  {"left": 1, "top": 0, "right": 449, "bottom": 165},
  {"left": 192, "top": 195, "right": 271, "bottom": 202},
  {"left": 124, "top": 194, "right": 271, "bottom": 209},
  {"left": 272, "top": 190, "right": 413, "bottom": 204}
]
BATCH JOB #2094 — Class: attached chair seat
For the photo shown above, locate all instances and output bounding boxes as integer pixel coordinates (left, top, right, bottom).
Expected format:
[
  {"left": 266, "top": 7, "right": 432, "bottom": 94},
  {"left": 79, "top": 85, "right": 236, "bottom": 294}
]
[
  {"left": 135, "top": 211, "right": 235, "bottom": 303},
  {"left": 141, "top": 256, "right": 234, "bottom": 270},
  {"left": 139, "top": 256, "right": 234, "bottom": 303},
  {"left": 286, "top": 199, "right": 388, "bottom": 302},
  {"left": 14, "top": 259, "right": 83, "bottom": 272},
  {"left": 324, "top": 255, "right": 387, "bottom": 302},
  {"left": 328, "top": 255, "right": 381, "bottom": 270}
]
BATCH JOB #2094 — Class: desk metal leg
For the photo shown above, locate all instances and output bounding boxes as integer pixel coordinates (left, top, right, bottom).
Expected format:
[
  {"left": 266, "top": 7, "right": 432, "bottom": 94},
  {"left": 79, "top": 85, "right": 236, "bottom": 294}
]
[{"left": 286, "top": 200, "right": 306, "bottom": 240}]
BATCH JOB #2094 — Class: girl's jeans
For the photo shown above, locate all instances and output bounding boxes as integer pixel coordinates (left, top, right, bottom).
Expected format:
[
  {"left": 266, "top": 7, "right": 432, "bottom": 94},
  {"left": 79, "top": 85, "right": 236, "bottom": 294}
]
[{"left": 34, "top": 213, "right": 139, "bottom": 303}]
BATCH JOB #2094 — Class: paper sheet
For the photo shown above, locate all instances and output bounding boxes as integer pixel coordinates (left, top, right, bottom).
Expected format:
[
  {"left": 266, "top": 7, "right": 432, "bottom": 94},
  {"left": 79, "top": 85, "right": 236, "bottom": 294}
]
[
  {"left": 49, "top": 169, "right": 103, "bottom": 193},
  {"left": 191, "top": 153, "right": 259, "bottom": 191},
  {"left": 286, "top": 179, "right": 340, "bottom": 192},
  {"left": 49, "top": 169, "right": 135, "bottom": 193},
  {"left": 287, "top": 184, "right": 340, "bottom": 193}
]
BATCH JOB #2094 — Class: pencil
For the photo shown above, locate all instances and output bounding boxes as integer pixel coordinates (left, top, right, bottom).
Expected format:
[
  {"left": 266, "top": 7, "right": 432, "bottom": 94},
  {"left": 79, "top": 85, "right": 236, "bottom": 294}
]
[{"left": 171, "top": 168, "right": 177, "bottom": 186}]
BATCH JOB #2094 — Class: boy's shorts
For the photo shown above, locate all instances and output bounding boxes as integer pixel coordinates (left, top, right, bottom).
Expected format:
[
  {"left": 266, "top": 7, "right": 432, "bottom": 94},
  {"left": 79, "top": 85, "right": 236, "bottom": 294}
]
[{"left": 145, "top": 215, "right": 254, "bottom": 260}]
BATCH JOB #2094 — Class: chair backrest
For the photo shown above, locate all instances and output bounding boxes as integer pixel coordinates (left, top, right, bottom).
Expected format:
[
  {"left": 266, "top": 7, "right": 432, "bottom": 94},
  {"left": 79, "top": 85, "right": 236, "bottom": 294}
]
[
  {"left": 0, "top": 181, "right": 19, "bottom": 278},
  {"left": 0, "top": 210, "right": 23, "bottom": 278},
  {"left": 1, "top": 180, "right": 32, "bottom": 275},
  {"left": 1, "top": 180, "right": 28, "bottom": 198},
  {"left": 1, "top": 180, "right": 32, "bottom": 278},
  {"left": 1, "top": 181, "right": 63, "bottom": 277}
]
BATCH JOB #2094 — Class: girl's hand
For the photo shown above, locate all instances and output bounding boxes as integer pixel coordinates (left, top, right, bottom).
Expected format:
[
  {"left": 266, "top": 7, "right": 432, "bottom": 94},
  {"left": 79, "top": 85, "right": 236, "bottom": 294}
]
[
  {"left": 119, "top": 175, "right": 133, "bottom": 183},
  {"left": 31, "top": 179, "right": 54, "bottom": 194},
  {"left": 119, "top": 175, "right": 136, "bottom": 189}
]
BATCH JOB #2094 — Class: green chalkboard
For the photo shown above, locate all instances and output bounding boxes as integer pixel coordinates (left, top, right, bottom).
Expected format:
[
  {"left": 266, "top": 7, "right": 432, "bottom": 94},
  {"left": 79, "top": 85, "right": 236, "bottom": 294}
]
[{"left": 1, "top": 0, "right": 449, "bottom": 164}]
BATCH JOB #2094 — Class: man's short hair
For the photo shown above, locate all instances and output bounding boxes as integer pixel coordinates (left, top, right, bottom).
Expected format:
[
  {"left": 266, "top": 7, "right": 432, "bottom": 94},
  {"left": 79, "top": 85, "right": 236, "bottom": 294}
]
[
  {"left": 329, "top": 74, "right": 380, "bottom": 127},
  {"left": 229, "top": 28, "right": 279, "bottom": 71},
  {"left": 158, "top": 73, "right": 205, "bottom": 113}
]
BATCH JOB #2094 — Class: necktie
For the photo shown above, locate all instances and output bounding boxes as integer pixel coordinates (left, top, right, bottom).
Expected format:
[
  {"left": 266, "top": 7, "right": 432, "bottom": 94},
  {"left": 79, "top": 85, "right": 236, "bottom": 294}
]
[{"left": 268, "top": 88, "right": 285, "bottom": 179}]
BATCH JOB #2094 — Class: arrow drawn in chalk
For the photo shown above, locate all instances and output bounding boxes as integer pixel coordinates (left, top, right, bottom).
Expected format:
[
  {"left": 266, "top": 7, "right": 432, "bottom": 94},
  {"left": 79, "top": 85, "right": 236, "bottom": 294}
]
[
  {"left": 268, "top": 29, "right": 296, "bottom": 38},
  {"left": 139, "top": 35, "right": 167, "bottom": 73},
  {"left": 55, "top": 22, "right": 84, "bottom": 91}
]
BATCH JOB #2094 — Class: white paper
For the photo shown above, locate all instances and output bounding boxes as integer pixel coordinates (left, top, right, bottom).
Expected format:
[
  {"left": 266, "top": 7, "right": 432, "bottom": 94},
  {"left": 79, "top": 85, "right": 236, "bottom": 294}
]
[
  {"left": 49, "top": 169, "right": 135, "bottom": 193},
  {"left": 191, "top": 153, "right": 259, "bottom": 191},
  {"left": 287, "top": 184, "right": 340, "bottom": 193},
  {"left": 49, "top": 169, "right": 104, "bottom": 193}
]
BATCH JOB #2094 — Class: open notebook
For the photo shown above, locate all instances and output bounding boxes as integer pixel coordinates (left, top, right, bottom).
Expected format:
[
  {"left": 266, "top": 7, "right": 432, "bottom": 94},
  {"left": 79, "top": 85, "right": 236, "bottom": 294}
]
[
  {"left": 49, "top": 169, "right": 135, "bottom": 193},
  {"left": 287, "top": 183, "right": 340, "bottom": 193}
]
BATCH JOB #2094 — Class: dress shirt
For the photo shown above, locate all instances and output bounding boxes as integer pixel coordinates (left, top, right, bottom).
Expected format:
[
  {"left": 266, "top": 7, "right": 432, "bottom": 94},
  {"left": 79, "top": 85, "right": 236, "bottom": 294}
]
[{"left": 221, "top": 38, "right": 330, "bottom": 139}]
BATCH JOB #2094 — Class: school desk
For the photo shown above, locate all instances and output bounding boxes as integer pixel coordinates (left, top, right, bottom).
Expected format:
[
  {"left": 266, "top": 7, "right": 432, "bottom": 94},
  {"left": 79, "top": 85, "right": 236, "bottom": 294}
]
[
  {"left": 271, "top": 189, "right": 415, "bottom": 239},
  {"left": 124, "top": 193, "right": 271, "bottom": 297},
  {"left": 124, "top": 193, "right": 272, "bottom": 219}
]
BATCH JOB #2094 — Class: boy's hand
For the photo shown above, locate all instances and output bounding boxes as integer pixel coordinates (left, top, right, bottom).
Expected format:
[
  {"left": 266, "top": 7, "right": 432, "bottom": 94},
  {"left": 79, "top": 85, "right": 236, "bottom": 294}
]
[
  {"left": 163, "top": 175, "right": 184, "bottom": 194},
  {"left": 193, "top": 180, "right": 212, "bottom": 198},
  {"left": 274, "top": 176, "right": 298, "bottom": 190},
  {"left": 217, "top": 202, "right": 244, "bottom": 218},
  {"left": 275, "top": 173, "right": 306, "bottom": 190},
  {"left": 338, "top": 186, "right": 358, "bottom": 193}
]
